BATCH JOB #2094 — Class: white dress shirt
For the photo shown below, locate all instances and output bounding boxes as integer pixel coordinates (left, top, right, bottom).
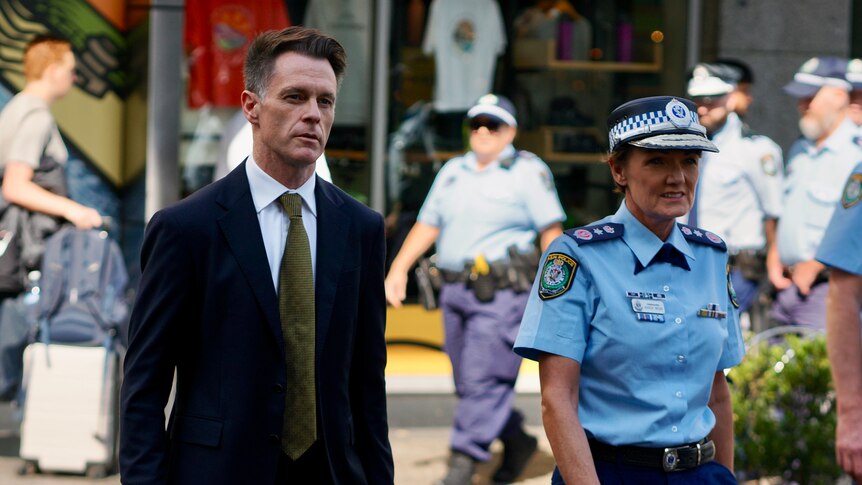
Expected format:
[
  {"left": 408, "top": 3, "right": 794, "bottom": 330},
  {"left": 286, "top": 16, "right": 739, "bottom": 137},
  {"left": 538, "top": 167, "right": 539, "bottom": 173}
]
[{"left": 245, "top": 155, "right": 318, "bottom": 291}]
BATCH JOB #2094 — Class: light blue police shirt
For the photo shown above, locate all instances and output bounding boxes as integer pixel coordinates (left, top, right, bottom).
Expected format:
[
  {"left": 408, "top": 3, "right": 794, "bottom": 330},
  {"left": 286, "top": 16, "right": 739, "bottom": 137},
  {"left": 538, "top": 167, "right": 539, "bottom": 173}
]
[
  {"left": 816, "top": 162, "right": 862, "bottom": 276},
  {"left": 778, "top": 118, "right": 862, "bottom": 265},
  {"left": 695, "top": 113, "right": 783, "bottom": 251},
  {"left": 514, "top": 201, "right": 745, "bottom": 447},
  {"left": 417, "top": 144, "right": 565, "bottom": 270}
]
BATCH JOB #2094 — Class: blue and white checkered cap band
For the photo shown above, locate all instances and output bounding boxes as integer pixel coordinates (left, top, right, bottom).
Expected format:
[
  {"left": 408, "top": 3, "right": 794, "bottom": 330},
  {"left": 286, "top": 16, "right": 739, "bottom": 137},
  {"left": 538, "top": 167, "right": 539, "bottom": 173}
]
[{"left": 608, "top": 107, "right": 703, "bottom": 151}]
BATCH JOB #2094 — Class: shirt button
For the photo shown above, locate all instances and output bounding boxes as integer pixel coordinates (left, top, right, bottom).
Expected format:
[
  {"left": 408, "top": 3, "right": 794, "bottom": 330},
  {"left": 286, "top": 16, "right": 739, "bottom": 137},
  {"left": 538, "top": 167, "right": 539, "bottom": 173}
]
[
  {"left": 675, "top": 317, "right": 682, "bottom": 324},
  {"left": 273, "top": 384, "right": 285, "bottom": 393},
  {"left": 676, "top": 391, "right": 683, "bottom": 398},
  {"left": 268, "top": 434, "right": 280, "bottom": 445},
  {"left": 663, "top": 285, "right": 670, "bottom": 292},
  {"left": 677, "top": 355, "right": 686, "bottom": 363},
  {"left": 672, "top": 426, "right": 678, "bottom": 433}
]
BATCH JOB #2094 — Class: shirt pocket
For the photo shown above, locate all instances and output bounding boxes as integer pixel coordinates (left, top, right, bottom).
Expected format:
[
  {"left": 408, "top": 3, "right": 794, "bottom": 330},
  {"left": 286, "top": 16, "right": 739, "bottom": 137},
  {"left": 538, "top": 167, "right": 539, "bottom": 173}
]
[
  {"left": 805, "top": 184, "right": 840, "bottom": 228},
  {"left": 476, "top": 187, "right": 522, "bottom": 223},
  {"left": 171, "top": 414, "right": 223, "bottom": 448},
  {"left": 712, "top": 164, "right": 743, "bottom": 186}
]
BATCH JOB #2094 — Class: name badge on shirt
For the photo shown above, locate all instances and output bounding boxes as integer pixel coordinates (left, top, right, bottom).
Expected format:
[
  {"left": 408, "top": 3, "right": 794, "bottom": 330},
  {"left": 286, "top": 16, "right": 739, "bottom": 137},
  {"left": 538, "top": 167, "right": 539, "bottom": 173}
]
[{"left": 631, "top": 299, "right": 665, "bottom": 314}]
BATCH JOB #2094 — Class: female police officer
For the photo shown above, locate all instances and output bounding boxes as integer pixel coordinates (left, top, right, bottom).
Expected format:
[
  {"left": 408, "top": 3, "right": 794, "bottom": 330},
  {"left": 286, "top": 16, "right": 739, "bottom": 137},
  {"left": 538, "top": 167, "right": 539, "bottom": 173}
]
[{"left": 514, "top": 96, "right": 744, "bottom": 484}]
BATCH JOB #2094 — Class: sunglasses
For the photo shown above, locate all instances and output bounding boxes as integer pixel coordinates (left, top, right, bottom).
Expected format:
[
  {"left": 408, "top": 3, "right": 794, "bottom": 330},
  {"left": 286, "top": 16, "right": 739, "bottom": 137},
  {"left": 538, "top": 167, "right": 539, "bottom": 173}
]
[
  {"left": 469, "top": 117, "right": 505, "bottom": 132},
  {"left": 691, "top": 95, "right": 726, "bottom": 108}
]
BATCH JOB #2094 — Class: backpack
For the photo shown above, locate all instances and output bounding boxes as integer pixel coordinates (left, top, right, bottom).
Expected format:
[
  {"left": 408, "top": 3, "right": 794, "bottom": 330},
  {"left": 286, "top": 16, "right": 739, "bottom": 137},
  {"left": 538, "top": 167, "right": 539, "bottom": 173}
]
[{"left": 32, "top": 227, "right": 128, "bottom": 347}]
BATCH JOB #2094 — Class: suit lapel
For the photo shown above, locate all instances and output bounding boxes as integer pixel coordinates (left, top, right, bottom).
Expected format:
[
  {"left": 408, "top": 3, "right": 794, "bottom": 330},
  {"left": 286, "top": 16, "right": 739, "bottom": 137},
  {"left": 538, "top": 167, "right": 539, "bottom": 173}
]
[
  {"left": 314, "top": 179, "right": 349, "bottom": 358},
  {"left": 216, "top": 164, "right": 283, "bottom": 349}
]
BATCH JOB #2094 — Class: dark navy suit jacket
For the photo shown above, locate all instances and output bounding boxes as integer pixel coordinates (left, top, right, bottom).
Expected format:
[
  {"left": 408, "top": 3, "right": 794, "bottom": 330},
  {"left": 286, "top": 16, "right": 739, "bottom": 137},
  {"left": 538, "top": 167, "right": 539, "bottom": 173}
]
[{"left": 120, "top": 163, "right": 393, "bottom": 484}]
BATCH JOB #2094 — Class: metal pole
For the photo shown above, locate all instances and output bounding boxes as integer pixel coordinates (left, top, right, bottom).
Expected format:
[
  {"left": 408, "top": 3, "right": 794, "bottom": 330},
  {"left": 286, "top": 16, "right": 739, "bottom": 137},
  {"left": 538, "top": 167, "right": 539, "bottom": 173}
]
[
  {"left": 686, "top": 0, "right": 702, "bottom": 70},
  {"left": 145, "top": 0, "right": 184, "bottom": 220},
  {"left": 369, "top": 0, "right": 392, "bottom": 214}
]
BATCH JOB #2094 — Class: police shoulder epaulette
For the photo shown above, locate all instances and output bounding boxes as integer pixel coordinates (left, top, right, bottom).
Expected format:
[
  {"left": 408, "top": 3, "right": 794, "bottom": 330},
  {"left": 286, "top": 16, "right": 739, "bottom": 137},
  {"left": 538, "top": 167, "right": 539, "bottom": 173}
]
[
  {"left": 740, "top": 122, "right": 760, "bottom": 139},
  {"left": 677, "top": 223, "right": 727, "bottom": 251},
  {"left": 499, "top": 150, "right": 536, "bottom": 170},
  {"left": 564, "top": 223, "right": 624, "bottom": 244}
]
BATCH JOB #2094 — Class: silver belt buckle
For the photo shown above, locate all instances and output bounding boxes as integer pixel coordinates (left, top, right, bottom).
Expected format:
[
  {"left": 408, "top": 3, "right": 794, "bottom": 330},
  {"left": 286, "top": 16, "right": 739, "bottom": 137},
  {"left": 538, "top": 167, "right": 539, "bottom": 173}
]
[{"left": 662, "top": 447, "right": 679, "bottom": 472}]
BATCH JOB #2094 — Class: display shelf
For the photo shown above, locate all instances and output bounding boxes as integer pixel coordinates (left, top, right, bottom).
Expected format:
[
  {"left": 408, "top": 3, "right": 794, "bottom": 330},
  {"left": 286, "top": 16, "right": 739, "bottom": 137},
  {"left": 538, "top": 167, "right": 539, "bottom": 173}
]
[
  {"left": 404, "top": 150, "right": 463, "bottom": 164},
  {"left": 513, "top": 39, "right": 663, "bottom": 73},
  {"left": 518, "top": 126, "right": 607, "bottom": 164}
]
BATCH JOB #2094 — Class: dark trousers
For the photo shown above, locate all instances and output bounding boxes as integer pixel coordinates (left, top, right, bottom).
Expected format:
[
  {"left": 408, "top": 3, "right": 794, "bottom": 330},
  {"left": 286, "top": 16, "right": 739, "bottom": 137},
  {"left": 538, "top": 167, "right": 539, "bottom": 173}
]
[
  {"left": 439, "top": 283, "right": 529, "bottom": 461},
  {"left": 770, "top": 281, "right": 829, "bottom": 330},
  {"left": 729, "top": 269, "right": 759, "bottom": 314},
  {"left": 275, "top": 441, "right": 333, "bottom": 484},
  {"left": 551, "top": 459, "right": 737, "bottom": 484}
]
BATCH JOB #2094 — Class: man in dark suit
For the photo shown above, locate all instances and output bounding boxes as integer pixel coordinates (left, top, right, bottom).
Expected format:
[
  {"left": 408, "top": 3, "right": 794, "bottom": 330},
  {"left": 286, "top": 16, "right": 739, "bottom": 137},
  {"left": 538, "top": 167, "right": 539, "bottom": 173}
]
[{"left": 119, "top": 27, "right": 393, "bottom": 484}]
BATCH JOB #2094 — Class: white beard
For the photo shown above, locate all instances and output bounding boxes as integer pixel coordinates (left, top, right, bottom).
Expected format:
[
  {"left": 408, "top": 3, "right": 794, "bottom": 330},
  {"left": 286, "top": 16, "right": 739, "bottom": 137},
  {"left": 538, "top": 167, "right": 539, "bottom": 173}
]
[{"left": 798, "top": 111, "right": 837, "bottom": 141}]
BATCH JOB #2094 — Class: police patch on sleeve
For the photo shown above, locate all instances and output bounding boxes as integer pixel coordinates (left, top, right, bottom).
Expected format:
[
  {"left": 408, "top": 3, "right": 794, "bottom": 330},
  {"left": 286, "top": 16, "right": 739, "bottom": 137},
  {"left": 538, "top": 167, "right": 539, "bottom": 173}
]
[
  {"left": 539, "top": 253, "right": 578, "bottom": 300},
  {"left": 727, "top": 265, "right": 739, "bottom": 309},
  {"left": 842, "top": 171, "right": 862, "bottom": 208},
  {"left": 760, "top": 154, "right": 778, "bottom": 176}
]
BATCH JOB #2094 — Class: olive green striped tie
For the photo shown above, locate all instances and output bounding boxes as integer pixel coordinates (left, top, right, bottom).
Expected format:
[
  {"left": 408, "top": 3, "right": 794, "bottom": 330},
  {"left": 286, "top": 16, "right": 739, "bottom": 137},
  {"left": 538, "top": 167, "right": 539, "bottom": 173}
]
[{"left": 278, "top": 193, "right": 316, "bottom": 459}]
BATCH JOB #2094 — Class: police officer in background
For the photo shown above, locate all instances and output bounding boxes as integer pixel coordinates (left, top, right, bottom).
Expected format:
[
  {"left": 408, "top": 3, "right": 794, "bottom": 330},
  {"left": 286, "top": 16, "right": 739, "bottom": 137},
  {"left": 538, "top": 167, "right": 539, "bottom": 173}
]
[
  {"left": 770, "top": 56, "right": 862, "bottom": 330},
  {"left": 816, "top": 163, "right": 862, "bottom": 482},
  {"left": 715, "top": 58, "right": 755, "bottom": 119},
  {"left": 384, "top": 94, "right": 565, "bottom": 485},
  {"left": 515, "top": 96, "right": 743, "bottom": 483},
  {"left": 686, "top": 62, "right": 784, "bottom": 319}
]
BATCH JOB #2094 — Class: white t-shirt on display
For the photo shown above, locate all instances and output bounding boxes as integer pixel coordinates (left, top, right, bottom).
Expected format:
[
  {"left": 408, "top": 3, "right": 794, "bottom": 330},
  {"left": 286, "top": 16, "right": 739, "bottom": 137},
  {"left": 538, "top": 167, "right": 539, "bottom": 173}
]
[
  {"left": 304, "top": 0, "right": 371, "bottom": 125},
  {"left": 422, "top": 0, "right": 506, "bottom": 112}
]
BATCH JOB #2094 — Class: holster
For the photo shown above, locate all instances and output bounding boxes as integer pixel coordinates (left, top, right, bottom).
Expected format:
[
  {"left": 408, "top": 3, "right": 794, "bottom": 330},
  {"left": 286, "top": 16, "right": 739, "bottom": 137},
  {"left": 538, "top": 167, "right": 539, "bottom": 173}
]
[
  {"left": 468, "top": 271, "right": 496, "bottom": 303},
  {"left": 414, "top": 257, "right": 441, "bottom": 310},
  {"left": 506, "top": 245, "right": 541, "bottom": 293}
]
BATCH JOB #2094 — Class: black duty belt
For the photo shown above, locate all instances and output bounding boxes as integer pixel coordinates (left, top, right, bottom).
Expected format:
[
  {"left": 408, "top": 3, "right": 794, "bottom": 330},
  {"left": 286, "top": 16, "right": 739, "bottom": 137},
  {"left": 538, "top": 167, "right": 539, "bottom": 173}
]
[
  {"left": 439, "top": 269, "right": 469, "bottom": 284},
  {"left": 588, "top": 438, "right": 715, "bottom": 472},
  {"left": 727, "top": 249, "right": 766, "bottom": 266}
]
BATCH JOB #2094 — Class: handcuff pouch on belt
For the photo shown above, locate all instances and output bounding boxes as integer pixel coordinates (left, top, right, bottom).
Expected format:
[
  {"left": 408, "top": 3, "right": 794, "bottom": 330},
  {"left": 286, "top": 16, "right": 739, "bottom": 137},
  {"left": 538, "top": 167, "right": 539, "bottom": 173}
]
[
  {"left": 468, "top": 245, "right": 541, "bottom": 303},
  {"left": 729, "top": 250, "right": 766, "bottom": 281}
]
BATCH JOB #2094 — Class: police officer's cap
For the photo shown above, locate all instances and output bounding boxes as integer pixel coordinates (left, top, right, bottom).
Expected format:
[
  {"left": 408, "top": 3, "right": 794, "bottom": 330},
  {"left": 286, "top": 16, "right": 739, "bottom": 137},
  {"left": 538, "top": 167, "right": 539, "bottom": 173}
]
[
  {"left": 467, "top": 94, "right": 518, "bottom": 127},
  {"left": 847, "top": 58, "right": 862, "bottom": 91},
  {"left": 783, "top": 56, "right": 851, "bottom": 98},
  {"left": 607, "top": 96, "right": 718, "bottom": 153},
  {"left": 687, "top": 62, "right": 742, "bottom": 97}
]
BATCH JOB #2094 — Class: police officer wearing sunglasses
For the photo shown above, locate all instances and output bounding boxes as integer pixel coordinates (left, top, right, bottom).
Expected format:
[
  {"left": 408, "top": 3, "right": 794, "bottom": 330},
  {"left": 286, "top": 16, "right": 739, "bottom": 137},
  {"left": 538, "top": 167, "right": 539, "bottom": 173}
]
[
  {"left": 385, "top": 94, "right": 565, "bottom": 485},
  {"left": 515, "top": 96, "right": 744, "bottom": 484}
]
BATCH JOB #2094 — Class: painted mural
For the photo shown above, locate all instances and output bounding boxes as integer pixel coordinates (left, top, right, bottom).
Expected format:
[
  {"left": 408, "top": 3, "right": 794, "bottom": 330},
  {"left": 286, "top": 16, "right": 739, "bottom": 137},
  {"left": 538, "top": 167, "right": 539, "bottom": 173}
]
[{"left": 0, "top": 0, "right": 149, "bottom": 225}]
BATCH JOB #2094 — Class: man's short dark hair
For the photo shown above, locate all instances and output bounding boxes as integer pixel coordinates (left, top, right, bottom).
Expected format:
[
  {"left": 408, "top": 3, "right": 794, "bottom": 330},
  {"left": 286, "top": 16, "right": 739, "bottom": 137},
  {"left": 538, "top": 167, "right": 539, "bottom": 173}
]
[
  {"left": 715, "top": 58, "right": 753, "bottom": 84},
  {"left": 244, "top": 26, "right": 347, "bottom": 97}
]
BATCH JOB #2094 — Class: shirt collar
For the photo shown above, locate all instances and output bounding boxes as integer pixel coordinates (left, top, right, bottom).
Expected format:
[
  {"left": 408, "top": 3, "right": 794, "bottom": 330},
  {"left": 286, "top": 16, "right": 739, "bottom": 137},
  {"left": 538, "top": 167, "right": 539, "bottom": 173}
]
[
  {"left": 713, "top": 112, "right": 742, "bottom": 143},
  {"left": 246, "top": 155, "right": 318, "bottom": 217},
  {"left": 804, "top": 116, "right": 858, "bottom": 156},
  {"left": 611, "top": 200, "right": 694, "bottom": 270},
  {"left": 462, "top": 144, "right": 516, "bottom": 171}
]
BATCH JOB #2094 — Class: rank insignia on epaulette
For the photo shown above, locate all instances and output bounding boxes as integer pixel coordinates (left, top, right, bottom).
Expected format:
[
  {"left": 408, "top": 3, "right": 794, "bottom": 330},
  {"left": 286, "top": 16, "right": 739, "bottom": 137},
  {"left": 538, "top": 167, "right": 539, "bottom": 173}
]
[
  {"left": 677, "top": 223, "right": 727, "bottom": 251},
  {"left": 842, "top": 171, "right": 862, "bottom": 209},
  {"left": 565, "top": 223, "right": 624, "bottom": 244},
  {"left": 539, "top": 253, "right": 578, "bottom": 300}
]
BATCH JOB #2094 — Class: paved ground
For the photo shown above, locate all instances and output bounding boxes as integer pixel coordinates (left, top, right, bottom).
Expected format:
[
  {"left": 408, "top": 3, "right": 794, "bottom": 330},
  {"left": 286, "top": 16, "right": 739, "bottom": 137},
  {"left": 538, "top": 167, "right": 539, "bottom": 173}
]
[
  {"left": 0, "top": 391, "right": 554, "bottom": 485},
  {"left": 0, "top": 423, "right": 555, "bottom": 485}
]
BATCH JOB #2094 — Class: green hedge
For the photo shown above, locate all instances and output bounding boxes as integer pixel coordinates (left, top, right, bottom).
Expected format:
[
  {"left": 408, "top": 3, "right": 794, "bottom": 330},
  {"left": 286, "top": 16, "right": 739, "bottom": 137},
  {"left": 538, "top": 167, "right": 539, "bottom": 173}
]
[{"left": 729, "top": 334, "right": 842, "bottom": 484}]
